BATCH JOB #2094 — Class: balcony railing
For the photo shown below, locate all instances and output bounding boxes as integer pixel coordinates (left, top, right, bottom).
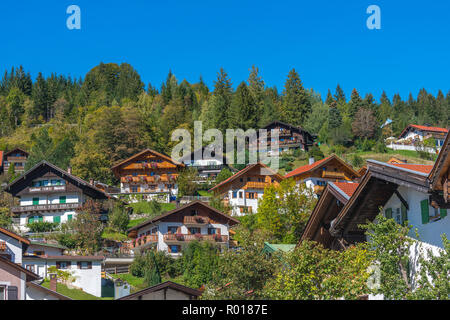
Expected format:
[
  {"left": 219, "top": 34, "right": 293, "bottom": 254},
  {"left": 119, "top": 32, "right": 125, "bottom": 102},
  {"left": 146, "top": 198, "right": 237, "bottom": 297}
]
[
  {"left": 243, "top": 181, "right": 270, "bottom": 190},
  {"left": 322, "top": 171, "right": 347, "bottom": 180},
  {"left": 190, "top": 164, "right": 225, "bottom": 171},
  {"left": 26, "top": 186, "right": 66, "bottom": 194},
  {"left": 130, "top": 235, "right": 158, "bottom": 249},
  {"left": 163, "top": 233, "right": 228, "bottom": 243},
  {"left": 183, "top": 216, "right": 210, "bottom": 225},
  {"left": 11, "top": 203, "right": 82, "bottom": 214}
]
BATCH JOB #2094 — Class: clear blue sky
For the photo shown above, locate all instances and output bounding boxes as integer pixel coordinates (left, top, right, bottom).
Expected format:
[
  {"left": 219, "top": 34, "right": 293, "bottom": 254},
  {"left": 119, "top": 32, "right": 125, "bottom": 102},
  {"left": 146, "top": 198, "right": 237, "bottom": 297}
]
[{"left": 1, "top": 0, "right": 449, "bottom": 101}]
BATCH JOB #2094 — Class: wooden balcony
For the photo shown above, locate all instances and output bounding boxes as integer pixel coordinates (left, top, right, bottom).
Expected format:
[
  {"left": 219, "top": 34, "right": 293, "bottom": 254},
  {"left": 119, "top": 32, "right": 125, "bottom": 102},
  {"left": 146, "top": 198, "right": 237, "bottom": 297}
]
[
  {"left": 11, "top": 203, "right": 82, "bottom": 214},
  {"left": 243, "top": 181, "right": 270, "bottom": 190},
  {"left": 25, "top": 186, "right": 66, "bottom": 194},
  {"left": 0, "top": 241, "right": 6, "bottom": 251},
  {"left": 183, "top": 216, "right": 210, "bottom": 225},
  {"left": 322, "top": 171, "right": 347, "bottom": 180},
  {"left": 163, "top": 233, "right": 228, "bottom": 243},
  {"left": 130, "top": 234, "right": 158, "bottom": 249}
]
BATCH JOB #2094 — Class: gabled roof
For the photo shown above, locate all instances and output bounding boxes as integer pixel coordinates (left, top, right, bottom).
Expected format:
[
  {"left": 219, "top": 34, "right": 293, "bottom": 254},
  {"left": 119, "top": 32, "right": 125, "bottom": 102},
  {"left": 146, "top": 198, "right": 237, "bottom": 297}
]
[
  {"left": 209, "top": 162, "right": 284, "bottom": 193},
  {"left": 5, "top": 148, "right": 29, "bottom": 157},
  {"left": 29, "top": 241, "right": 68, "bottom": 250},
  {"left": 0, "top": 256, "right": 40, "bottom": 281},
  {"left": 26, "top": 281, "right": 72, "bottom": 300},
  {"left": 5, "top": 160, "right": 110, "bottom": 199},
  {"left": 111, "top": 149, "right": 185, "bottom": 171},
  {"left": 0, "top": 227, "right": 30, "bottom": 245},
  {"left": 429, "top": 132, "right": 450, "bottom": 190},
  {"left": 284, "top": 154, "right": 359, "bottom": 179},
  {"left": 262, "top": 120, "right": 312, "bottom": 134},
  {"left": 399, "top": 124, "right": 448, "bottom": 138},
  {"left": 117, "top": 281, "right": 202, "bottom": 300},
  {"left": 330, "top": 182, "right": 359, "bottom": 199},
  {"left": 127, "top": 201, "right": 239, "bottom": 233},
  {"left": 23, "top": 255, "right": 105, "bottom": 261},
  {"left": 390, "top": 163, "right": 434, "bottom": 175}
]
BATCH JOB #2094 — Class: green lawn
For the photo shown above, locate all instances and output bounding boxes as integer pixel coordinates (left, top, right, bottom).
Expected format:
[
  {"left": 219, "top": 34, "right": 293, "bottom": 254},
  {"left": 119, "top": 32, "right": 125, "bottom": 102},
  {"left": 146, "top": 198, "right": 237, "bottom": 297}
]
[
  {"left": 41, "top": 280, "right": 103, "bottom": 300},
  {"left": 197, "top": 190, "right": 212, "bottom": 197}
]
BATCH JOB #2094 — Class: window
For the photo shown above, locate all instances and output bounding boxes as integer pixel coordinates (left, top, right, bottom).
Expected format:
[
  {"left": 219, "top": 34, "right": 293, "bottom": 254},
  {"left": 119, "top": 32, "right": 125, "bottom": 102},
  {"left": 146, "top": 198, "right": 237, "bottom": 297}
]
[
  {"left": 33, "top": 251, "right": 44, "bottom": 256},
  {"left": 0, "top": 286, "right": 5, "bottom": 300},
  {"left": 169, "top": 245, "right": 180, "bottom": 253},
  {"left": 131, "top": 186, "right": 139, "bottom": 193},
  {"left": 190, "top": 209, "right": 198, "bottom": 216},
  {"left": 239, "top": 191, "right": 243, "bottom": 199},
  {"left": 59, "top": 196, "right": 66, "bottom": 204},
  {"left": 189, "top": 227, "right": 200, "bottom": 234},
  {"left": 79, "top": 261, "right": 91, "bottom": 269},
  {"left": 42, "top": 180, "right": 49, "bottom": 186},
  {"left": 32, "top": 197, "right": 39, "bottom": 205},
  {"left": 67, "top": 214, "right": 73, "bottom": 221},
  {"left": 57, "top": 261, "right": 70, "bottom": 269},
  {"left": 53, "top": 216, "right": 61, "bottom": 224},
  {"left": 248, "top": 192, "right": 255, "bottom": 199},
  {"left": 168, "top": 226, "right": 178, "bottom": 234},
  {"left": 208, "top": 228, "right": 217, "bottom": 235},
  {"left": 393, "top": 208, "right": 402, "bottom": 224},
  {"left": 151, "top": 227, "right": 158, "bottom": 234}
]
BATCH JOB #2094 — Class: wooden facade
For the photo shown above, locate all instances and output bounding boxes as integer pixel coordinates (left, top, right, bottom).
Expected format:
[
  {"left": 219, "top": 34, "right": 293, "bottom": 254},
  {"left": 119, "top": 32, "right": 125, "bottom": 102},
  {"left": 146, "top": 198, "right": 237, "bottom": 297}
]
[
  {"left": 2, "top": 148, "right": 29, "bottom": 174},
  {"left": 251, "top": 121, "right": 314, "bottom": 153},
  {"left": 430, "top": 133, "right": 450, "bottom": 208},
  {"left": 111, "top": 149, "right": 185, "bottom": 196}
]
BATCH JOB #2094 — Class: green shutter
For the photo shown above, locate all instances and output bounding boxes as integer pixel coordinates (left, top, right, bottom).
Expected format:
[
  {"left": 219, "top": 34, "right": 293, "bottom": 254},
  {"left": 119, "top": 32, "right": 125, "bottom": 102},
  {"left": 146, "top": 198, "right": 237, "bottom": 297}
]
[
  {"left": 32, "top": 198, "right": 39, "bottom": 205},
  {"left": 384, "top": 208, "right": 392, "bottom": 219},
  {"left": 440, "top": 208, "right": 447, "bottom": 219},
  {"left": 67, "top": 214, "right": 73, "bottom": 221},
  {"left": 53, "top": 216, "right": 61, "bottom": 224},
  {"left": 38, "top": 216, "right": 43, "bottom": 223},
  {"left": 420, "top": 199, "right": 429, "bottom": 224},
  {"left": 28, "top": 217, "right": 34, "bottom": 224},
  {"left": 401, "top": 204, "right": 408, "bottom": 225},
  {"left": 59, "top": 196, "right": 66, "bottom": 204}
]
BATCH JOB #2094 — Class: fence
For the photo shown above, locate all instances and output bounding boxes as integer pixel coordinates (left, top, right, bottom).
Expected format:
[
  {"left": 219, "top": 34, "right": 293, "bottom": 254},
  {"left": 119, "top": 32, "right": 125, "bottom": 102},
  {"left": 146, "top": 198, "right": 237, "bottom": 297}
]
[{"left": 103, "top": 265, "right": 130, "bottom": 274}]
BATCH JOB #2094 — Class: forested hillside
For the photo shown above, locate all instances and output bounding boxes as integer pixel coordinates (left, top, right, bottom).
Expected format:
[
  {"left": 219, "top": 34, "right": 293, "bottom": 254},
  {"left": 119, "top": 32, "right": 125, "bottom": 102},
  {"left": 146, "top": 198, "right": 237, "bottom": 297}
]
[{"left": 0, "top": 63, "right": 448, "bottom": 185}]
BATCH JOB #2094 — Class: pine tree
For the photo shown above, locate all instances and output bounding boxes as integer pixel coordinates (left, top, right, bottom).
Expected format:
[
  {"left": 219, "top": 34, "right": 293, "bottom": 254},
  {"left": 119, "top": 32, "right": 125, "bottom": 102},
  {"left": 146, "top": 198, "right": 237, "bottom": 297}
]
[
  {"left": 280, "top": 69, "right": 311, "bottom": 126},
  {"left": 348, "top": 88, "right": 363, "bottom": 119},
  {"left": 334, "top": 84, "right": 346, "bottom": 105},
  {"left": 211, "top": 68, "right": 233, "bottom": 131},
  {"left": 229, "top": 82, "right": 257, "bottom": 130},
  {"left": 325, "top": 89, "right": 335, "bottom": 105}
]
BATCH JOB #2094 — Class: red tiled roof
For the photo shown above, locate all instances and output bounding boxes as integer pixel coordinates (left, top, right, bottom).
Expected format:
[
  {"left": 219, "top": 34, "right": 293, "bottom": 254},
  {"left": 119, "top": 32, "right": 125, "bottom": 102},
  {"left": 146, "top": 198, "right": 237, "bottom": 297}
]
[
  {"left": 332, "top": 182, "right": 359, "bottom": 198},
  {"left": 0, "top": 151, "right": 3, "bottom": 165},
  {"left": 409, "top": 124, "right": 448, "bottom": 133},
  {"left": 284, "top": 156, "right": 331, "bottom": 178},
  {"left": 390, "top": 163, "right": 434, "bottom": 174}
]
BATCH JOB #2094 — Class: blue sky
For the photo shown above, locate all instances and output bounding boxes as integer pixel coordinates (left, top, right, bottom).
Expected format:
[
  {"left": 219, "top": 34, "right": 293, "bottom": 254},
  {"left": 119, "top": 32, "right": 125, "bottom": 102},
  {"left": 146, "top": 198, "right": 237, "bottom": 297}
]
[{"left": 1, "top": 0, "right": 449, "bottom": 101}]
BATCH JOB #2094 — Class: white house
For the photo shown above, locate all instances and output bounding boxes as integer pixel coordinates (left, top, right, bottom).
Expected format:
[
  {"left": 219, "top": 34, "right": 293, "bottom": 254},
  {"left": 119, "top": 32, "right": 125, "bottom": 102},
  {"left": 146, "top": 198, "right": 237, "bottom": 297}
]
[
  {"left": 5, "top": 161, "right": 111, "bottom": 233},
  {"left": 22, "top": 254, "right": 104, "bottom": 297},
  {"left": 284, "top": 155, "right": 360, "bottom": 196},
  {"left": 387, "top": 124, "right": 448, "bottom": 153},
  {"left": 209, "top": 163, "right": 284, "bottom": 216},
  {"left": 127, "top": 201, "right": 239, "bottom": 256}
]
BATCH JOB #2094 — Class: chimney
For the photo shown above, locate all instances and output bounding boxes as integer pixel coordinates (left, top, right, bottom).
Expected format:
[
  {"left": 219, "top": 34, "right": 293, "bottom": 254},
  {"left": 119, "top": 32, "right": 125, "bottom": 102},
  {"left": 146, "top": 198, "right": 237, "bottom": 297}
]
[
  {"left": 67, "top": 167, "right": 72, "bottom": 175},
  {"left": 309, "top": 157, "right": 315, "bottom": 165},
  {"left": 49, "top": 273, "right": 57, "bottom": 292}
]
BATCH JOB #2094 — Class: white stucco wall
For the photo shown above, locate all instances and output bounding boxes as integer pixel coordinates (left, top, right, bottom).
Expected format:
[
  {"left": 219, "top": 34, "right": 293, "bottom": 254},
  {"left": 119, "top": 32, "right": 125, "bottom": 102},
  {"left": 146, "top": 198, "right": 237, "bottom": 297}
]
[
  {"left": 383, "top": 186, "right": 449, "bottom": 248},
  {"left": 228, "top": 189, "right": 263, "bottom": 216},
  {"left": 0, "top": 232, "right": 23, "bottom": 264}
]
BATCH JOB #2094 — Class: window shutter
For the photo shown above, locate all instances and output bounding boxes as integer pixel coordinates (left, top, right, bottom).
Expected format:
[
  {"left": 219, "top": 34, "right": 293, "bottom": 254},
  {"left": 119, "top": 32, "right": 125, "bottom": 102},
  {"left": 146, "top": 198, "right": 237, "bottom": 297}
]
[
  {"left": 38, "top": 216, "right": 43, "bottom": 223},
  {"left": 420, "top": 199, "right": 429, "bottom": 224},
  {"left": 401, "top": 204, "right": 408, "bottom": 224},
  {"left": 53, "top": 216, "right": 61, "bottom": 224},
  {"left": 440, "top": 208, "right": 447, "bottom": 219},
  {"left": 384, "top": 208, "right": 392, "bottom": 219},
  {"left": 7, "top": 286, "right": 18, "bottom": 300},
  {"left": 28, "top": 217, "right": 34, "bottom": 224}
]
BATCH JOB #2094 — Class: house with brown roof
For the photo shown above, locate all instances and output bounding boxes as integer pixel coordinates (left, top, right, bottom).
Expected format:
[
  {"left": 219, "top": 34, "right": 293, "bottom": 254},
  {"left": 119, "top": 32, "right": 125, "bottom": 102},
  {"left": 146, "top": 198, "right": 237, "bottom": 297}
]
[
  {"left": 5, "top": 161, "right": 111, "bottom": 233},
  {"left": 284, "top": 154, "right": 360, "bottom": 196},
  {"left": 387, "top": 124, "right": 448, "bottom": 153},
  {"left": 209, "top": 162, "right": 284, "bottom": 215},
  {"left": 0, "top": 227, "right": 71, "bottom": 300},
  {"left": 2, "top": 148, "right": 29, "bottom": 174},
  {"left": 112, "top": 149, "right": 185, "bottom": 203},
  {"left": 127, "top": 201, "right": 239, "bottom": 256},
  {"left": 117, "top": 281, "right": 201, "bottom": 300}
]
